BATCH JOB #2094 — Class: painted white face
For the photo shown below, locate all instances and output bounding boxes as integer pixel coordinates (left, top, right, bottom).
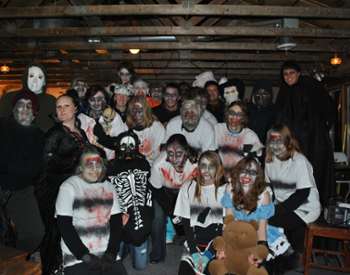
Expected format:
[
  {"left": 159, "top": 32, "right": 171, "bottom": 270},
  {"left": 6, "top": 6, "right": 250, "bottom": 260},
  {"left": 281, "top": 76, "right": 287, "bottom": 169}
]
[
  {"left": 181, "top": 99, "right": 201, "bottom": 131},
  {"left": 120, "top": 136, "right": 137, "bottom": 152},
  {"left": 88, "top": 91, "right": 106, "bottom": 112},
  {"left": 199, "top": 157, "right": 217, "bottom": 184},
  {"left": 268, "top": 132, "right": 287, "bottom": 158},
  {"left": 134, "top": 81, "right": 149, "bottom": 96},
  {"left": 73, "top": 80, "right": 88, "bottom": 99},
  {"left": 166, "top": 143, "right": 187, "bottom": 172},
  {"left": 119, "top": 68, "right": 131, "bottom": 84},
  {"left": 27, "top": 66, "right": 45, "bottom": 94},
  {"left": 13, "top": 99, "right": 34, "bottom": 126},
  {"left": 80, "top": 154, "right": 103, "bottom": 183},
  {"left": 224, "top": 86, "right": 239, "bottom": 105},
  {"left": 226, "top": 105, "right": 244, "bottom": 132},
  {"left": 239, "top": 162, "right": 258, "bottom": 194}
]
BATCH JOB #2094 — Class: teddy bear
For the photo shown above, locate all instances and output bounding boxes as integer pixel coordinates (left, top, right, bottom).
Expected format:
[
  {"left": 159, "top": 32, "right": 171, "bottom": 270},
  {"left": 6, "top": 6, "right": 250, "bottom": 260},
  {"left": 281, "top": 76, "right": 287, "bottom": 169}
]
[{"left": 208, "top": 215, "right": 269, "bottom": 275}]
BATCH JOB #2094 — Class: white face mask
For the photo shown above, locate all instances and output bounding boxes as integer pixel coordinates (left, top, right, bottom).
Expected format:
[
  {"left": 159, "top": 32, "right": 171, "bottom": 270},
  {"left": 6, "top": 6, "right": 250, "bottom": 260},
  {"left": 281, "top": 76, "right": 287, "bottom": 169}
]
[
  {"left": 27, "top": 66, "right": 46, "bottom": 94},
  {"left": 224, "top": 86, "right": 239, "bottom": 105}
]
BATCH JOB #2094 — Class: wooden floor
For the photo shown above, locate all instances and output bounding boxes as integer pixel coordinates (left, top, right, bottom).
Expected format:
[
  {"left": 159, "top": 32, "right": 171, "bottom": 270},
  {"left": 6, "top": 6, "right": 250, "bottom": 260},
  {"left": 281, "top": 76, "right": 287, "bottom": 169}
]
[{"left": 123, "top": 243, "right": 346, "bottom": 275}]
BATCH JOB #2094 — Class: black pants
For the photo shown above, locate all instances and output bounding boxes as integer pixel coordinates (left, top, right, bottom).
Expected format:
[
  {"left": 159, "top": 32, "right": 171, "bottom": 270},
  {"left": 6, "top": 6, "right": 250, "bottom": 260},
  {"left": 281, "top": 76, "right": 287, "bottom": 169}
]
[
  {"left": 269, "top": 211, "right": 306, "bottom": 253},
  {"left": 64, "top": 261, "right": 128, "bottom": 275}
]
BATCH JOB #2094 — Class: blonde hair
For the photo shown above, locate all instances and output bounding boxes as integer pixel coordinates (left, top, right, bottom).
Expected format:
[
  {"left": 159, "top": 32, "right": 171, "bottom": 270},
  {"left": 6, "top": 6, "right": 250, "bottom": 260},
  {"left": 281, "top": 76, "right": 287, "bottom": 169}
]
[
  {"left": 194, "top": 151, "right": 225, "bottom": 202},
  {"left": 126, "top": 96, "right": 155, "bottom": 129},
  {"left": 265, "top": 124, "right": 301, "bottom": 163}
]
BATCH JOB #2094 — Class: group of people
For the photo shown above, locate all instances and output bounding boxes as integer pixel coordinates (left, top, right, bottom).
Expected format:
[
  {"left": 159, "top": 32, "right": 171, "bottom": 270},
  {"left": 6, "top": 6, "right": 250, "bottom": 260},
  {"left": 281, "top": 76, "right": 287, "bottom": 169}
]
[{"left": 0, "top": 60, "right": 336, "bottom": 275}]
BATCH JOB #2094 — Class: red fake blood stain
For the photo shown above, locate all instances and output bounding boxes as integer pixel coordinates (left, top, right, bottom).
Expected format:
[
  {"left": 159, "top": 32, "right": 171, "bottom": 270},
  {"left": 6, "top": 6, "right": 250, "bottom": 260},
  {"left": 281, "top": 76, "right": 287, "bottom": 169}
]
[{"left": 139, "top": 138, "right": 152, "bottom": 159}]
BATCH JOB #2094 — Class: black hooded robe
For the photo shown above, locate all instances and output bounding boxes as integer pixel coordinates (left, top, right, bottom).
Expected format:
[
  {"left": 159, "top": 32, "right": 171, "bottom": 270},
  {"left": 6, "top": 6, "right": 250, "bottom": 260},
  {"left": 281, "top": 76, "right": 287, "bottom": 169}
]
[{"left": 275, "top": 75, "right": 336, "bottom": 205}]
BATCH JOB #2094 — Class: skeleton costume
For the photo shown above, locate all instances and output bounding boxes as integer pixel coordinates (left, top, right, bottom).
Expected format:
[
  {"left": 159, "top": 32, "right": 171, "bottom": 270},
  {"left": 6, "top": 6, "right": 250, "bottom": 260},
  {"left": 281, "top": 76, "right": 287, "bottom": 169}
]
[{"left": 107, "top": 130, "right": 153, "bottom": 269}]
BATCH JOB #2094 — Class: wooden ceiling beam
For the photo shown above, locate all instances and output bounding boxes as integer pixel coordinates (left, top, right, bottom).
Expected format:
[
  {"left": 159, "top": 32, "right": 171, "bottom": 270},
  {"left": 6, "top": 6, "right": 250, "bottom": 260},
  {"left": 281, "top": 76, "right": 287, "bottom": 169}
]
[
  {"left": 0, "top": 4, "right": 349, "bottom": 19},
  {"left": 0, "top": 51, "right": 331, "bottom": 62},
  {"left": 4, "top": 26, "right": 350, "bottom": 38},
  {"left": 6, "top": 41, "right": 338, "bottom": 52}
]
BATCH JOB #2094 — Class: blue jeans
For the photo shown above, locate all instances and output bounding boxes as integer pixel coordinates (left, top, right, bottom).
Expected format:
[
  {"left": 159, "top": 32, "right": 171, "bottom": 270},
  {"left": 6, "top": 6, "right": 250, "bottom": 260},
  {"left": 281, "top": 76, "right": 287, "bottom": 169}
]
[
  {"left": 150, "top": 200, "right": 167, "bottom": 262},
  {"left": 119, "top": 240, "right": 149, "bottom": 270}
]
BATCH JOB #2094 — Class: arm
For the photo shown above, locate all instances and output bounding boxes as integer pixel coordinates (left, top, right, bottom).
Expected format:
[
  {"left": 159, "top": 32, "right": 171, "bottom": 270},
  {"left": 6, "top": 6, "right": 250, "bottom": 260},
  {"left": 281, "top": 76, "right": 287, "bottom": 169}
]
[
  {"left": 257, "top": 191, "right": 270, "bottom": 242},
  {"left": 181, "top": 218, "right": 197, "bottom": 254},
  {"left": 93, "top": 122, "right": 118, "bottom": 149},
  {"left": 276, "top": 188, "right": 310, "bottom": 216},
  {"left": 56, "top": 215, "right": 89, "bottom": 259},
  {"left": 105, "top": 213, "right": 123, "bottom": 258}
]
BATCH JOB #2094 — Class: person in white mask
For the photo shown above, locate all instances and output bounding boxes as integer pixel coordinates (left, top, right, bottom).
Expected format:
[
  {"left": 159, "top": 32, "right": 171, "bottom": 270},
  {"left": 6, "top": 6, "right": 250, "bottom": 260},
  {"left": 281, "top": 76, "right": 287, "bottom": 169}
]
[{"left": 0, "top": 63, "right": 56, "bottom": 131}]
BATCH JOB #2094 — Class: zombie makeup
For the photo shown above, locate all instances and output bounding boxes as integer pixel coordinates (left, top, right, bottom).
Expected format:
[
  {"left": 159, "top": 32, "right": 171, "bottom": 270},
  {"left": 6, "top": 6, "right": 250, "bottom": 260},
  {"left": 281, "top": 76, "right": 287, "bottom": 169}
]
[
  {"left": 119, "top": 68, "right": 132, "bottom": 84},
  {"left": 27, "top": 66, "right": 45, "bottom": 95},
  {"left": 118, "top": 134, "right": 138, "bottom": 159},
  {"left": 88, "top": 91, "right": 106, "bottom": 112},
  {"left": 226, "top": 105, "right": 244, "bottom": 133},
  {"left": 13, "top": 99, "right": 34, "bottom": 126},
  {"left": 163, "top": 87, "right": 179, "bottom": 110},
  {"left": 80, "top": 155, "right": 103, "bottom": 183},
  {"left": 180, "top": 100, "right": 201, "bottom": 131},
  {"left": 166, "top": 143, "right": 187, "bottom": 172},
  {"left": 134, "top": 80, "right": 149, "bottom": 96},
  {"left": 283, "top": 68, "right": 300, "bottom": 86},
  {"left": 253, "top": 88, "right": 272, "bottom": 108},
  {"left": 130, "top": 102, "right": 145, "bottom": 127},
  {"left": 268, "top": 132, "right": 287, "bottom": 158},
  {"left": 199, "top": 157, "right": 217, "bottom": 185},
  {"left": 150, "top": 87, "right": 163, "bottom": 101},
  {"left": 223, "top": 86, "right": 239, "bottom": 105},
  {"left": 73, "top": 80, "right": 88, "bottom": 99},
  {"left": 239, "top": 162, "right": 258, "bottom": 194}
]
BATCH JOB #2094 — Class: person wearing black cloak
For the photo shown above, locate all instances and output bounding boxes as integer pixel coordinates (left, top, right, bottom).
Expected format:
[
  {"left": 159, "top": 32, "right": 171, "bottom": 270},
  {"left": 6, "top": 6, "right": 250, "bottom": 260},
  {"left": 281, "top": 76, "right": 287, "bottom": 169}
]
[
  {"left": 248, "top": 80, "right": 276, "bottom": 145},
  {"left": 275, "top": 61, "right": 335, "bottom": 205}
]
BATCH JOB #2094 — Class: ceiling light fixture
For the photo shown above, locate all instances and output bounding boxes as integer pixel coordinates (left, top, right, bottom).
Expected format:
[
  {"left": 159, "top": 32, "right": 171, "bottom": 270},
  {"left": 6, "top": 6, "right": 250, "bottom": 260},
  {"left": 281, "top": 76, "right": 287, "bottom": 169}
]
[
  {"left": 129, "top": 48, "right": 140, "bottom": 55},
  {"left": 0, "top": 64, "right": 10, "bottom": 73},
  {"left": 330, "top": 54, "right": 342, "bottom": 66}
]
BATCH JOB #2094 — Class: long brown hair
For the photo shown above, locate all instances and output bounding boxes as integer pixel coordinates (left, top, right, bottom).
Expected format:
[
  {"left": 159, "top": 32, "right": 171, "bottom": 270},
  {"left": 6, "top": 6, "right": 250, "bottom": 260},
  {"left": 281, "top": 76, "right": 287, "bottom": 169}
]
[
  {"left": 230, "top": 157, "right": 265, "bottom": 212},
  {"left": 224, "top": 101, "right": 249, "bottom": 128},
  {"left": 194, "top": 151, "right": 225, "bottom": 203},
  {"left": 265, "top": 124, "right": 301, "bottom": 163},
  {"left": 126, "top": 96, "right": 155, "bottom": 129}
]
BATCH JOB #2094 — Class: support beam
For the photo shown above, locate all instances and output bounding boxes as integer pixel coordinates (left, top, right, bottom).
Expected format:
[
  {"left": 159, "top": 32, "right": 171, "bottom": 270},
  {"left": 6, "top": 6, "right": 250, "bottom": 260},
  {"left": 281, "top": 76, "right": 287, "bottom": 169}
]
[
  {"left": 4, "top": 41, "right": 340, "bottom": 52},
  {"left": 4, "top": 26, "right": 350, "bottom": 38},
  {"left": 0, "top": 5, "right": 349, "bottom": 19}
]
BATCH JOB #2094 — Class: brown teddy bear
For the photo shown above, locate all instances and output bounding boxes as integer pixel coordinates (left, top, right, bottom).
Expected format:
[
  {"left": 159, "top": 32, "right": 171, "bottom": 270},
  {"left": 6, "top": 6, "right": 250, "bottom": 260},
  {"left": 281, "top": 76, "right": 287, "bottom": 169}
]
[{"left": 208, "top": 215, "right": 269, "bottom": 275}]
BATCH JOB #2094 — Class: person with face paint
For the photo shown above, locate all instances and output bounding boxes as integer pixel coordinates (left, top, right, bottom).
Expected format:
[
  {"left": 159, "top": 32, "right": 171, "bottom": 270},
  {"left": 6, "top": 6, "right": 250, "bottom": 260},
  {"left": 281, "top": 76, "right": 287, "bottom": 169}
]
[
  {"left": 193, "top": 88, "right": 218, "bottom": 127},
  {"left": 149, "top": 134, "right": 199, "bottom": 263},
  {"left": 117, "top": 62, "right": 135, "bottom": 86},
  {"left": 109, "top": 83, "right": 132, "bottom": 123},
  {"left": 55, "top": 145, "right": 127, "bottom": 275},
  {"left": 214, "top": 101, "right": 263, "bottom": 182},
  {"left": 38, "top": 93, "right": 90, "bottom": 275},
  {"left": 0, "top": 92, "right": 45, "bottom": 254},
  {"left": 248, "top": 80, "right": 276, "bottom": 144},
  {"left": 164, "top": 91, "right": 216, "bottom": 153},
  {"left": 205, "top": 81, "right": 225, "bottom": 123},
  {"left": 106, "top": 130, "right": 152, "bottom": 270},
  {"left": 219, "top": 78, "right": 246, "bottom": 106},
  {"left": 126, "top": 96, "right": 165, "bottom": 165},
  {"left": 0, "top": 63, "right": 56, "bottom": 131},
  {"left": 70, "top": 76, "right": 89, "bottom": 114},
  {"left": 275, "top": 60, "right": 335, "bottom": 205},
  {"left": 153, "top": 83, "right": 181, "bottom": 126},
  {"left": 265, "top": 124, "right": 321, "bottom": 271},
  {"left": 84, "top": 85, "right": 109, "bottom": 121},
  {"left": 133, "top": 78, "right": 161, "bottom": 108},
  {"left": 221, "top": 157, "right": 290, "bottom": 270},
  {"left": 174, "top": 151, "right": 227, "bottom": 275}
]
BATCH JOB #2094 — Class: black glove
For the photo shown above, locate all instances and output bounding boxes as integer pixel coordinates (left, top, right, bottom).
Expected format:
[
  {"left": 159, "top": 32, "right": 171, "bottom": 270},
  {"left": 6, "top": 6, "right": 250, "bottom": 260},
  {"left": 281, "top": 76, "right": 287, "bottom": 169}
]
[
  {"left": 100, "top": 252, "right": 115, "bottom": 272},
  {"left": 81, "top": 253, "right": 102, "bottom": 271}
]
